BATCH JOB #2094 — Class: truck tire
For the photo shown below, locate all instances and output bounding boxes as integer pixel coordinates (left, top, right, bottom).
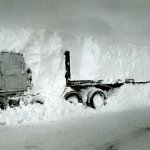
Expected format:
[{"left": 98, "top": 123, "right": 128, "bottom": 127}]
[
  {"left": 0, "top": 98, "right": 7, "bottom": 110},
  {"left": 87, "top": 89, "right": 107, "bottom": 109},
  {"left": 64, "top": 90, "right": 83, "bottom": 104},
  {"left": 9, "top": 99, "right": 20, "bottom": 108}
]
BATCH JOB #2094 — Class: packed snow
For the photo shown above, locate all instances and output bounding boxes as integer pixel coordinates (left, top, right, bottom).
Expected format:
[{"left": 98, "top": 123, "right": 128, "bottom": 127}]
[
  {"left": 1, "top": 107, "right": 150, "bottom": 150},
  {"left": 0, "top": 29, "right": 150, "bottom": 125}
]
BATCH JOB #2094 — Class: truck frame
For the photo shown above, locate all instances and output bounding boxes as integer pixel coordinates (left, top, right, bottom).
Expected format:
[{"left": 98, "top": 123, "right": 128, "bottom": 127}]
[{"left": 63, "top": 51, "right": 150, "bottom": 109}]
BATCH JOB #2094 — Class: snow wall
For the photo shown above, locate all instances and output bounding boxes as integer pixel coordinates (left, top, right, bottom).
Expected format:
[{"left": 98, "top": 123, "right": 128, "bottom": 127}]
[{"left": 0, "top": 29, "right": 150, "bottom": 125}]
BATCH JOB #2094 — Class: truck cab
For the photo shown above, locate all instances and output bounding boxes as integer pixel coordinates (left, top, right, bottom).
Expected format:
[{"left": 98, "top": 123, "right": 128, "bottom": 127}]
[{"left": 0, "top": 51, "right": 30, "bottom": 109}]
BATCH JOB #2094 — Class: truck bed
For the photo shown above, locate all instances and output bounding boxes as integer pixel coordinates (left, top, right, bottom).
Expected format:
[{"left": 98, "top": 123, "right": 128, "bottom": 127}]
[{"left": 67, "top": 79, "right": 150, "bottom": 91}]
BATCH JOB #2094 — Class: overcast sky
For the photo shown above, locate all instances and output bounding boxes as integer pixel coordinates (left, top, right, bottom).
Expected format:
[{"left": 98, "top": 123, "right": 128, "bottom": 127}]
[{"left": 0, "top": 0, "right": 150, "bottom": 45}]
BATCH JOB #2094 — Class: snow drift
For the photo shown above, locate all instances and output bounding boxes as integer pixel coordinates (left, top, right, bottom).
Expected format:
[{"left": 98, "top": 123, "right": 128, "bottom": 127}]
[{"left": 0, "top": 28, "right": 150, "bottom": 125}]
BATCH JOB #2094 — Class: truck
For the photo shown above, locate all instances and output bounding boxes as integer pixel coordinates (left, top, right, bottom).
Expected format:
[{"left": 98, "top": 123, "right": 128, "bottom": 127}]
[
  {"left": 0, "top": 51, "right": 31, "bottom": 109},
  {"left": 63, "top": 51, "right": 150, "bottom": 109}
]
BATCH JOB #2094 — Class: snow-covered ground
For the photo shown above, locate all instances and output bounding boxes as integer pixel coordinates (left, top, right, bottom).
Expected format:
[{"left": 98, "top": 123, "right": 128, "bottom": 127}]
[{"left": 0, "top": 107, "right": 150, "bottom": 150}]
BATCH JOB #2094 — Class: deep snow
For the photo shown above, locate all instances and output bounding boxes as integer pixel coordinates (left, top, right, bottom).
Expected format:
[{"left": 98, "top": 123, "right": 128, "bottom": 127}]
[{"left": 0, "top": 29, "right": 150, "bottom": 125}]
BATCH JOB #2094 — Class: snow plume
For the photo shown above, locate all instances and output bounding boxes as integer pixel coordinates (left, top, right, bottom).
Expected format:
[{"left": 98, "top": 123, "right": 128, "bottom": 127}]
[{"left": 0, "top": 29, "right": 150, "bottom": 125}]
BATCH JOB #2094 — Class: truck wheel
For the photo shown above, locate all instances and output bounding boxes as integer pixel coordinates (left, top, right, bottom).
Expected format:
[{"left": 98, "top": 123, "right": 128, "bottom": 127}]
[
  {"left": 87, "top": 89, "right": 107, "bottom": 109},
  {"left": 0, "top": 98, "right": 7, "bottom": 110},
  {"left": 64, "top": 90, "right": 83, "bottom": 104},
  {"left": 9, "top": 99, "right": 20, "bottom": 108}
]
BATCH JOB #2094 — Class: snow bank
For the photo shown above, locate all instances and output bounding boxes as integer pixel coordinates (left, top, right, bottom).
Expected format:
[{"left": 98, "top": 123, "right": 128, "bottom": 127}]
[
  {"left": 0, "top": 29, "right": 149, "bottom": 125},
  {"left": 101, "top": 84, "right": 150, "bottom": 112},
  {"left": 79, "top": 37, "right": 150, "bottom": 81}
]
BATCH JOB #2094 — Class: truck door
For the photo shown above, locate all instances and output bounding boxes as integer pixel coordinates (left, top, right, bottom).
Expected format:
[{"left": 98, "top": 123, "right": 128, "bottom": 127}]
[{"left": 4, "top": 53, "right": 27, "bottom": 91}]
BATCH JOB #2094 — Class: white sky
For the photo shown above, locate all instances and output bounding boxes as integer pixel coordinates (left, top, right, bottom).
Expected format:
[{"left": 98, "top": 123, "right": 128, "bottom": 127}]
[{"left": 0, "top": 0, "right": 150, "bottom": 45}]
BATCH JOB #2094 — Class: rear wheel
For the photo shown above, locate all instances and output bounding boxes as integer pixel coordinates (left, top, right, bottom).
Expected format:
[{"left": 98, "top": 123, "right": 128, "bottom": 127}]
[
  {"left": 64, "top": 90, "right": 83, "bottom": 104},
  {"left": 87, "top": 89, "right": 107, "bottom": 109}
]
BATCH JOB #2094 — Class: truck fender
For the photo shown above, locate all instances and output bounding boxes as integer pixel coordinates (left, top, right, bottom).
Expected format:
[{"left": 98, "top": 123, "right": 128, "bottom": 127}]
[{"left": 64, "top": 90, "right": 83, "bottom": 103}]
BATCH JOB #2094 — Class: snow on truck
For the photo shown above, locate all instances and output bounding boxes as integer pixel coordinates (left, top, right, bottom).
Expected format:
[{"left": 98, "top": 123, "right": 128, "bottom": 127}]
[
  {"left": 63, "top": 51, "right": 150, "bottom": 109},
  {"left": 0, "top": 51, "right": 32, "bottom": 110}
]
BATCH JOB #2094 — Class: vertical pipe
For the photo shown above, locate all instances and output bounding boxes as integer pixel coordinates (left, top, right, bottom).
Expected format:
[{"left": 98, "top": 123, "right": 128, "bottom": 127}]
[{"left": 64, "top": 51, "right": 71, "bottom": 85}]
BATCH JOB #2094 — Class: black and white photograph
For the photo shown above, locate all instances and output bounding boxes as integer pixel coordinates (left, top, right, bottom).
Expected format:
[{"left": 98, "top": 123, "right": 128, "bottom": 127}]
[{"left": 0, "top": 0, "right": 150, "bottom": 150}]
